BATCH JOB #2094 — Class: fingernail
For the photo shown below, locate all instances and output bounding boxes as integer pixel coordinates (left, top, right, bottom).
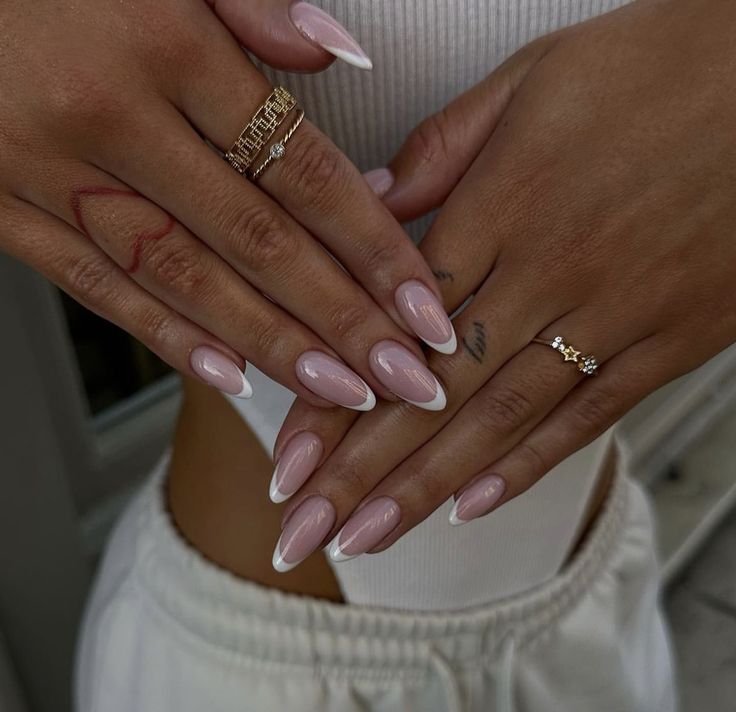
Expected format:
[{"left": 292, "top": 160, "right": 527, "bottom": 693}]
[
  {"left": 190, "top": 346, "right": 253, "bottom": 399},
  {"left": 449, "top": 474, "right": 506, "bottom": 526},
  {"left": 289, "top": 2, "right": 373, "bottom": 70},
  {"left": 269, "top": 432, "right": 323, "bottom": 503},
  {"left": 329, "top": 496, "right": 401, "bottom": 562},
  {"left": 296, "top": 351, "right": 376, "bottom": 411},
  {"left": 272, "top": 496, "right": 335, "bottom": 572},
  {"left": 369, "top": 340, "right": 446, "bottom": 411},
  {"left": 363, "top": 168, "right": 394, "bottom": 198},
  {"left": 395, "top": 280, "right": 457, "bottom": 355}
]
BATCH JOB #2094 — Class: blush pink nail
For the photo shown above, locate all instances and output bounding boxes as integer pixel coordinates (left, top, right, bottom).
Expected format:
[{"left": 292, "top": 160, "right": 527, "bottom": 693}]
[
  {"left": 449, "top": 474, "right": 506, "bottom": 525},
  {"left": 272, "top": 496, "right": 335, "bottom": 572},
  {"left": 289, "top": 2, "right": 373, "bottom": 70},
  {"left": 329, "top": 497, "right": 401, "bottom": 562},
  {"left": 395, "top": 280, "right": 457, "bottom": 355},
  {"left": 368, "top": 340, "right": 446, "bottom": 411},
  {"left": 296, "top": 351, "right": 376, "bottom": 411},
  {"left": 269, "top": 432, "right": 323, "bottom": 503},
  {"left": 189, "top": 346, "right": 253, "bottom": 399},
  {"left": 363, "top": 168, "right": 394, "bottom": 198}
]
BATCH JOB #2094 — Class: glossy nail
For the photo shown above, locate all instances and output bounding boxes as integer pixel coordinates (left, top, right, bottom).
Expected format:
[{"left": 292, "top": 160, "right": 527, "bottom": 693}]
[
  {"left": 363, "top": 168, "right": 394, "bottom": 198},
  {"left": 296, "top": 351, "right": 376, "bottom": 411},
  {"left": 329, "top": 497, "right": 401, "bottom": 562},
  {"left": 190, "top": 346, "right": 253, "bottom": 399},
  {"left": 369, "top": 340, "right": 446, "bottom": 410},
  {"left": 449, "top": 474, "right": 506, "bottom": 526},
  {"left": 272, "top": 496, "right": 335, "bottom": 572},
  {"left": 289, "top": 2, "right": 373, "bottom": 70},
  {"left": 269, "top": 432, "right": 323, "bottom": 503},
  {"left": 395, "top": 280, "right": 456, "bottom": 355}
]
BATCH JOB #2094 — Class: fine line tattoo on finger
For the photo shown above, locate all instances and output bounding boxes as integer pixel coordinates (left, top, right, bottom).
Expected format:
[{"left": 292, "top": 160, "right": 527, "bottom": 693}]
[
  {"left": 462, "top": 321, "right": 486, "bottom": 364},
  {"left": 432, "top": 269, "right": 455, "bottom": 283}
]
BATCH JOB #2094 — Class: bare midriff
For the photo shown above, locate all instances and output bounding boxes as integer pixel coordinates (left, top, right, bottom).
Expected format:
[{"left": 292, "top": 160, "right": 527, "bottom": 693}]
[{"left": 167, "top": 378, "right": 614, "bottom": 605}]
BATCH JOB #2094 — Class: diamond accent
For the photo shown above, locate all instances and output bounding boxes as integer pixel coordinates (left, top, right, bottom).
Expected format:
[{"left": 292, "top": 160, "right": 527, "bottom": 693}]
[{"left": 270, "top": 142, "right": 286, "bottom": 160}]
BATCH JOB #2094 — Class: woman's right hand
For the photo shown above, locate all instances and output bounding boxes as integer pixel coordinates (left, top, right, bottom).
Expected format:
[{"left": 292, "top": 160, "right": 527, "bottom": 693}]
[{"left": 0, "top": 0, "right": 451, "bottom": 410}]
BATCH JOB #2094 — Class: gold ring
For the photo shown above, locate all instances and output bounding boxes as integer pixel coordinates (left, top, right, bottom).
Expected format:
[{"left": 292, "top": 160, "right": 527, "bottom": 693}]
[
  {"left": 532, "top": 335, "right": 599, "bottom": 376},
  {"left": 248, "top": 108, "right": 306, "bottom": 181},
  {"left": 224, "top": 86, "right": 298, "bottom": 175}
]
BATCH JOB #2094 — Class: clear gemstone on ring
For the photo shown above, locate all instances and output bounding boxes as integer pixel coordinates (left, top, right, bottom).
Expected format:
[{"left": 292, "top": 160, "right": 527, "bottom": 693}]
[{"left": 270, "top": 143, "right": 286, "bottom": 160}]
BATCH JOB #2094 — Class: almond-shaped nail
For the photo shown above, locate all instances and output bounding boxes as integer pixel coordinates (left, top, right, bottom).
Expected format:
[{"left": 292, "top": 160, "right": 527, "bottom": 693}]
[
  {"left": 190, "top": 346, "right": 253, "bottom": 399},
  {"left": 449, "top": 474, "right": 506, "bottom": 526},
  {"left": 269, "top": 432, "right": 323, "bottom": 504},
  {"left": 289, "top": 2, "right": 373, "bottom": 70},
  {"left": 363, "top": 168, "right": 394, "bottom": 198},
  {"left": 368, "top": 340, "right": 446, "bottom": 411},
  {"left": 296, "top": 351, "right": 376, "bottom": 411},
  {"left": 395, "top": 280, "right": 457, "bottom": 355},
  {"left": 329, "top": 497, "right": 401, "bottom": 562},
  {"left": 272, "top": 496, "right": 335, "bottom": 572}
]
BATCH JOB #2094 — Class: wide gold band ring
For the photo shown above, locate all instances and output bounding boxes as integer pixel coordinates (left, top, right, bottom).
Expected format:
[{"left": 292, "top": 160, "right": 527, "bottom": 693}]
[
  {"left": 248, "top": 108, "right": 305, "bottom": 181},
  {"left": 224, "top": 86, "right": 301, "bottom": 177},
  {"left": 532, "top": 335, "right": 599, "bottom": 376}
]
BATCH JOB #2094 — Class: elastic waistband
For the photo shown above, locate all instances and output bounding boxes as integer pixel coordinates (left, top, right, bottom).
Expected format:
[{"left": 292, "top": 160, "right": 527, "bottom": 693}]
[{"left": 132, "top": 460, "right": 630, "bottom": 676}]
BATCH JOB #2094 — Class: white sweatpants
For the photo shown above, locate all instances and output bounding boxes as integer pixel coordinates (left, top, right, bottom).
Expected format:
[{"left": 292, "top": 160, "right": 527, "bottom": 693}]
[{"left": 75, "top": 462, "right": 676, "bottom": 712}]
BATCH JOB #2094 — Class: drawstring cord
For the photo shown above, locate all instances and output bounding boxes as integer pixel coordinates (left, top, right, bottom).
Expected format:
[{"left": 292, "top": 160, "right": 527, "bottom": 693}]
[
  {"left": 425, "top": 633, "right": 517, "bottom": 712},
  {"left": 497, "top": 635, "right": 517, "bottom": 712},
  {"left": 427, "top": 644, "right": 464, "bottom": 712}
]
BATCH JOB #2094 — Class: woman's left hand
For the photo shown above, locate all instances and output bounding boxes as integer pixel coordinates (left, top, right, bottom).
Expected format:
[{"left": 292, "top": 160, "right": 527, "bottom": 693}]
[{"left": 269, "top": 0, "right": 736, "bottom": 571}]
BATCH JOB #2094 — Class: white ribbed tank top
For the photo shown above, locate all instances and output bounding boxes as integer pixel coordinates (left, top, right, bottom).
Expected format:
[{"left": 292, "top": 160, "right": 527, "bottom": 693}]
[{"left": 231, "top": 0, "right": 629, "bottom": 611}]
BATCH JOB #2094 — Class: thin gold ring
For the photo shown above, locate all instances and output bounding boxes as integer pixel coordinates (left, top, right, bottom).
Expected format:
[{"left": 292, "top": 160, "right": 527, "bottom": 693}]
[
  {"left": 532, "top": 335, "right": 599, "bottom": 376},
  {"left": 224, "top": 86, "right": 298, "bottom": 175},
  {"left": 248, "top": 108, "right": 306, "bottom": 181}
]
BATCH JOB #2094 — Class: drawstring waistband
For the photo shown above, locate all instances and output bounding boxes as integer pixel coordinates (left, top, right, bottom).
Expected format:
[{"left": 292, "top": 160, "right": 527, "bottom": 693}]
[{"left": 426, "top": 634, "right": 517, "bottom": 712}]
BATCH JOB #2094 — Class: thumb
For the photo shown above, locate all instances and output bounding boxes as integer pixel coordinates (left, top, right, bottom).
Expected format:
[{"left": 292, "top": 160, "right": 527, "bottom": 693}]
[
  {"left": 365, "top": 37, "right": 558, "bottom": 224},
  {"left": 206, "top": 0, "right": 373, "bottom": 72}
]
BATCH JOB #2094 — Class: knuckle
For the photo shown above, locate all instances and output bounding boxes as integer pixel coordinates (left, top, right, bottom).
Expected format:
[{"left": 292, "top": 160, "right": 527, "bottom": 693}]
[
  {"left": 407, "top": 109, "right": 453, "bottom": 168},
  {"left": 47, "top": 69, "right": 125, "bottom": 132},
  {"left": 279, "top": 132, "right": 347, "bottom": 211},
  {"left": 225, "top": 203, "right": 295, "bottom": 276},
  {"left": 476, "top": 384, "right": 534, "bottom": 436},
  {"left": 358, "top": 237, "right": 402, "bottom": 280},
  {"left": 247, "top": 315, "right": 287, "bottom": 359},
  {"left": 570, "top": 385, "right": 620, "bottom": 432},
  {"left": 66, "top": 253, "right": 114, "bottom": 301},
  {"left": 134, "top": 305, "right": 175, "bottom": 350},
  {"left": 325, "top": 301, "right": 371, "bottom": 346},
  {"left": 144, "top": 238, "right": 208, "bottom": 297},
  {"left": 514, "top": 441, "right": 549, "bottom": 481}
]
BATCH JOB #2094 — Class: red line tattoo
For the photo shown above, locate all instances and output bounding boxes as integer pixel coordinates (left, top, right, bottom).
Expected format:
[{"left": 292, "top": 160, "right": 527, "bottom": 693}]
[{"left": 70, "top": 186, "right": 177, "bottom": 274}]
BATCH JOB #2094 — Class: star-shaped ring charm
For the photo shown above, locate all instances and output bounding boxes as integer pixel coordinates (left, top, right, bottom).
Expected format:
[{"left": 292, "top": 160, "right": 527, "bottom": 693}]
[{"left": 561, "top": 346, "right": 581, "bottom": 362}]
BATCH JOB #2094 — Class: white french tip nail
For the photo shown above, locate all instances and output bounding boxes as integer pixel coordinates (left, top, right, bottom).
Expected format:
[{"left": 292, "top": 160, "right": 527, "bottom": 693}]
[
  {"left": 423, "top": 330, "right": 458, "bottom": 356},
  {"left": 235, "top": 374, "right": 254, "bottom": 399},
  {"left": 323, "top": 46, "right": 373, "bottom": 70},
  {"left": 268, "top": 470, "right": 290, "bottom": 504},
  {"left": 272, "top": 537, "right": 297, "bottom": 573},
  {"left": 448, "top": 500, "right": 466, "bottom": 526},
  {"left": 347, "top": 387, "right": 377, "bottom": 412},
  {"left": 406, "top": 380, "right": 447, "bottom": 412},
  {"left": 328, "top": 534, "right": 357, "bottom": 562}
]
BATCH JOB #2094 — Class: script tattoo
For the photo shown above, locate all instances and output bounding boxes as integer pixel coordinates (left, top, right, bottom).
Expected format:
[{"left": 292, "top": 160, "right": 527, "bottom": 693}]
[
  {"left": 463, "top": 321, "right": 486, "bottom": 364},
  {"left": 432, "top": 269, "right": 454, "bottom": 283},
  {"left": 70, "top": 186, "right": 176, "bottom": 274}
]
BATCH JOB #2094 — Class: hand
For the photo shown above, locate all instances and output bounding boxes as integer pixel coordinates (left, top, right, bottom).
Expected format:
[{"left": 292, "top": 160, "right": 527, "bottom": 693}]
[
  {"left": 0, "top": 0, "right": 449, "bottom": 410},
  {"left": 267, "top": 0, "right": 736, "bottom": 571}
]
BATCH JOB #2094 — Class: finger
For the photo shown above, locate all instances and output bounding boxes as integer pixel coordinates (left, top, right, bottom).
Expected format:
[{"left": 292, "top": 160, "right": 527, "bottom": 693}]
[
  {"left": 1, "top": 195, "right": 252, "bottom": 395},
  {"left": 277, "top": 268, "right": 563, "bottom": 528},
  {"left": 449, "top": 333, "right": 684, "bottom": 524},
  {"left": 167, "top": 19, "right": 449, "bottom": 353},
  {"left": 371, "top": 36, "right": 558, "bottom": 223},
  {"left": 322, "top": 310, "right": 645, "bottom": 561},
  {"left": 19, "top": 159, "right": 385, "bottom": 409},
  {"left": 205, "top": 0, "right": 372, "bottom": 71},
  {"left": 269, "top": 397, "right": 357, "bottom": 503}
]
